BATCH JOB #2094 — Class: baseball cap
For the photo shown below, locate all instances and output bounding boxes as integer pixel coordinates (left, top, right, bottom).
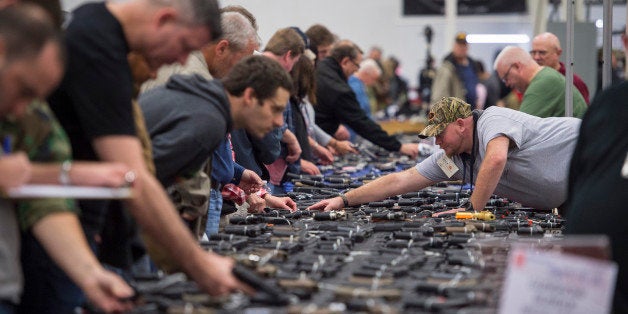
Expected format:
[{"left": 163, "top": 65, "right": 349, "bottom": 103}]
[
  {"left": 418, "top": 97, "right": 472, "bottom": 139},
  {"left": 455, "top": 32, "right": 468, "bottom": 44}
]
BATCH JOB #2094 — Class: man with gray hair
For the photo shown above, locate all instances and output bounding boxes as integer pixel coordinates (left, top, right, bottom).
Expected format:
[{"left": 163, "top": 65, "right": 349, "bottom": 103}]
[
  {"left": 140, "top": 10, "right": 294, "bottom": 239},
  {"left": 48, "top": 0, "right": 250, "bottom": 304},
  {"left": 350, "top": 58, "right": 382, "bottom": 119},
  {"left": 493, "top": 45, "right": 587, "bottom": 118},
  {"left": 345, "top": 58, "right": 382, "bottom": 141},
  {"left": 530, "top": 32, "right": 590, "bottom": 104},
  {"left": 141, "top": 10, "right": 260, "bottom": 91}
]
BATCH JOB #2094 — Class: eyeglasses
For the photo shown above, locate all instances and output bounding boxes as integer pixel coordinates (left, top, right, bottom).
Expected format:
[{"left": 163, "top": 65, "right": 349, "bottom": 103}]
[
  {"left": 529, "top": 50, "right": 548, "bottom": 57},
  {"left": 350, "top": 59, "right": 360, "bottom": 69},
  {"left": 501, "top": 64, "right": 515, "bottom": 84}
]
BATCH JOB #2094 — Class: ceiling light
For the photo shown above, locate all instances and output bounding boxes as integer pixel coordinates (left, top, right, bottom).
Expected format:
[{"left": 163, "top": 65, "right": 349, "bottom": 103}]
[
  {"left": 466, "top": 34, "right": 530, "bottom": 44},
  {"left": 595, "top": 19, "right": 603, "bottom": 28}
]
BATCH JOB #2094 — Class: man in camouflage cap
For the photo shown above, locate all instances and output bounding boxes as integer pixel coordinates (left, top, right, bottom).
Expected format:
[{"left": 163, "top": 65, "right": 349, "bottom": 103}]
[
  {"left": 419, "top": 97, "right": 472, "bottom": 139},
  {"left": 309, "top": 97, "right": 582, "bottom": 214}
]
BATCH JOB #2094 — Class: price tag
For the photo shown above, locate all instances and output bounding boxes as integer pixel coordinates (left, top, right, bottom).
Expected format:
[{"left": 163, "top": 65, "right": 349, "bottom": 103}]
[
  {"left": 436, "top": 155, "right": 459, "bottom": 178},
  {"left": 499, "top": 248, "right": 617, "bottom": 314}
]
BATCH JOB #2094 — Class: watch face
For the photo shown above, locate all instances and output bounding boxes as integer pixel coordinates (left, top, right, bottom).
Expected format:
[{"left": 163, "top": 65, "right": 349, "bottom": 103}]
[{"left": 462, "top": 200, "right": 473, "bottom": 211}]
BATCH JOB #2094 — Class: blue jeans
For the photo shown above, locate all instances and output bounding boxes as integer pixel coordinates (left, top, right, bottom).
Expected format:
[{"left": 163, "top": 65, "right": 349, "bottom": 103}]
[
  {"left": 205, "top": 188, "right": 223, "bottom": 237},
  {"left": 270, "top": 184, "right": 284, "bottom": 195},
  {"left": 18, "top": 232, "right": 85, "bottom": 314},
  {"left": 130, "top": 254, "right": 157, "bottom": 276}
]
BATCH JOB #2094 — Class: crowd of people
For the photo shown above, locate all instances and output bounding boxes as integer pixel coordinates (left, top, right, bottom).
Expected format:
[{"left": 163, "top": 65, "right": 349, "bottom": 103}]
[{"left": 0, "top": 0, "right": 626, "bottom": 313}]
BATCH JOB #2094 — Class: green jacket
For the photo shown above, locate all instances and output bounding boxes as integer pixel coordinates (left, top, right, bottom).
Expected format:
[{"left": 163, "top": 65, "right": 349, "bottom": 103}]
[{"left": 520, "top": 67, "right": 587, "bottom": 118}]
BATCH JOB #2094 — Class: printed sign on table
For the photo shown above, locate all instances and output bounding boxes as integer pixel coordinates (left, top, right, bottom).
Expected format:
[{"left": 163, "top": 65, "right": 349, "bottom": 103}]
[{"left": 499, "top": 248, "right": 617, "bottom": 314}]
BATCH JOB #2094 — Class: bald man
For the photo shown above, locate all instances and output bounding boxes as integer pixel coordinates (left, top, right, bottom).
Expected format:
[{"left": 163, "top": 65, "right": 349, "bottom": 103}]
[
  {"left": 494, "top": 46, "right": 587, "bottom": 118},
  {"left": 531, "top": 32, "right": 590, "bottom": 105}
]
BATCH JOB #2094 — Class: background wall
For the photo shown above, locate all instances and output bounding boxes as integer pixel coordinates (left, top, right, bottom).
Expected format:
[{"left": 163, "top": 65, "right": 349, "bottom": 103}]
[
  {"left": 199, "top": 0, "right": 534, "bottom": 88},
  {"left": 61, "top": 0, "right": 626, "bottom": 94}
]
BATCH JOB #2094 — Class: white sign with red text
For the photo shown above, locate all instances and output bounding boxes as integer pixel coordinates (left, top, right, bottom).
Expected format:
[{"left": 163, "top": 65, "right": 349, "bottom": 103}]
[{"left": 499, "top": 248, "right": 617, "bottom": 314}]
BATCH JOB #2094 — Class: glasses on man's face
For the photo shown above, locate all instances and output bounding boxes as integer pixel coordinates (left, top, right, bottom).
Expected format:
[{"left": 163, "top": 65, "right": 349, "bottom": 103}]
[
  {"left": 501, "top": 64, "right": 515, "bottom": 84},
  {"left": 350, "top": 59, "right": 360, "bottom": 69},
  {"left": 529, "top": 50, "right": 548, "bottom": 57}
]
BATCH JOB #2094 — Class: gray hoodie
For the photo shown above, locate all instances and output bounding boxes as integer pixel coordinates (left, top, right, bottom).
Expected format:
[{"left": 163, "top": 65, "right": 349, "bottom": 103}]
[{"left": 139, "top": 74, "right": 231, "bottom": 187}]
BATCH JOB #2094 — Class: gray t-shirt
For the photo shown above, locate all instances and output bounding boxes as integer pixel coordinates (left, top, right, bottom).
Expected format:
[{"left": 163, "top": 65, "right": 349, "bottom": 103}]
[
  {"left": 416, "top": 106, "right": 581, "bottom": 209},
  {"left": 0, "top": 199, "right": 21, "bottom": 303}
]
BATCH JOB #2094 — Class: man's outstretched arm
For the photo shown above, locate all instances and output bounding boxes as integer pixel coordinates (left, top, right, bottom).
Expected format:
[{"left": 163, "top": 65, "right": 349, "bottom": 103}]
[{"left": 308, "top": 167, "right": 435, "bottom": 211}]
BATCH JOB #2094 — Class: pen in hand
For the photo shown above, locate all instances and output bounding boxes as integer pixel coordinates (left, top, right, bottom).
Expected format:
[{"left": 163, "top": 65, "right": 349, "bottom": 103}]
[
  {"left": 2, "top": 135, "right": 11, "bottom": 155},
  {"left": 0, "top": 136, "right": 31, "bottom": 189}
]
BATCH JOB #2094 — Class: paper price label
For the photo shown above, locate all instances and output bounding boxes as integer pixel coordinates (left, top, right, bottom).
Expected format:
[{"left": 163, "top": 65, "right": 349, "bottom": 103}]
[
  {"left": 499, "top": 248, "right": 617, "bottom": 314},
  {"left": 437, "top": 155, "right": 459, "bottom": 178}
]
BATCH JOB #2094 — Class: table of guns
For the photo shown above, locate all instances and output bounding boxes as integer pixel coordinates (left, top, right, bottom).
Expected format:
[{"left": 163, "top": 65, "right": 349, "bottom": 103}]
[{"left": 111, "top": 137, "right": 568, "bottom": 314}]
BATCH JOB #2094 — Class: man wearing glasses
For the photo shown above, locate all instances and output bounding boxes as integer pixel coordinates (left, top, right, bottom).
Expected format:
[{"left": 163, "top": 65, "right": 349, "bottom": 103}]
[
  {"left": 531, "top": 32, "right": 590, "bottom": 105},
  {"left": 314, "top": 40, "right": 418, "bottom": 158},
  {"left": 494, "top": 46, "right": 587, "bottom": 118}
]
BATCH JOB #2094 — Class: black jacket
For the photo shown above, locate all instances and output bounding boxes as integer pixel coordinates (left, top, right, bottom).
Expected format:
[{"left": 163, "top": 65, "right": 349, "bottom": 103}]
[{"left": 314, "top": 57, "right": 401, "bottom": 151}]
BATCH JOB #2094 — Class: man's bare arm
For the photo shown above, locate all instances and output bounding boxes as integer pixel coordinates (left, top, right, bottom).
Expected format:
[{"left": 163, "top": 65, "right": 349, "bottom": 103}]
[
  {"left": 29, "top": 162, "right": 129, "bottom": 186},
  {"left": 308, "top": 167, "right": 435, "bottom": 211},
  {"left": 468, "top": 136, "right": 510, "bottom": 210},
  {"left": 282, "top": 129, "right": 301, "bottom": 163},
  {"left": 32, "top": 213, "right": 134, "bottom": 312},
  {"left": 93, "top": 135, "right": 250, "bottom": 295}
]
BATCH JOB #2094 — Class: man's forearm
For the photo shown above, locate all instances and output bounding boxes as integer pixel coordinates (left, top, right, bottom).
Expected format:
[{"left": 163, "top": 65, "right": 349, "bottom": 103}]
[
  {"left": 33, "top": 212, "right": 134, "bottom": 311},
  {"left": 312, "top": 124, "right": 332, "bottom": 146},
  {"left": 308, "top": 137, "right": 318, "bottom": 149},
  {"left": 346, "top": 167, "right": 433, "bottom": 206},
  {"left": 30, "top": 163, "right": 66, "bottom": 184},
  {"left": 281, "top": 129, "right": 298, "bottom": 145},
  {"left": 32, "top": 212, "right": 105, "bottom": 289},
  {"left": 469, "top": 137, "right": 509, "bottom": 210}
]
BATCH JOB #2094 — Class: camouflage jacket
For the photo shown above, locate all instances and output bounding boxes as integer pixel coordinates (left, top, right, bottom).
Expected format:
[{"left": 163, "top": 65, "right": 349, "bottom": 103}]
[{"left": 0, "top": 100, "right": 77, "bottom": 231}]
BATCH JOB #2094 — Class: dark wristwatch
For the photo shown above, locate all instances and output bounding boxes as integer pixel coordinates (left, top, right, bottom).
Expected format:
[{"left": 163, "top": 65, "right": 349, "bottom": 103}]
[
  {"left": 339, "top": 194, "right": 349, "bottom": 207},
  {"left": 460, "top": 199, "right": 474, "bottom": 212}
]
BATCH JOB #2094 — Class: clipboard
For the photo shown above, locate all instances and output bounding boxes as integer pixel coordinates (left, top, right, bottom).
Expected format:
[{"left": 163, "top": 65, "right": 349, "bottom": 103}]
[{"left": 6, "top": 184, "right": 132, "bottom": 199}]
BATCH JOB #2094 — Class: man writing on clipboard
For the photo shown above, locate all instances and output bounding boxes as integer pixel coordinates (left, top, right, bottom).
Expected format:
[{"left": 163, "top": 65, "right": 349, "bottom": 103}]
[{"left": 0, "top": 4, "right": 134, "bottom": 313}]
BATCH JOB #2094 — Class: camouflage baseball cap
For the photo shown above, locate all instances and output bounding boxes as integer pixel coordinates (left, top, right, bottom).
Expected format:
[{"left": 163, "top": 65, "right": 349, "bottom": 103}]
[{"left": 418, "top": 97, "right": 472, "bottom": 139}]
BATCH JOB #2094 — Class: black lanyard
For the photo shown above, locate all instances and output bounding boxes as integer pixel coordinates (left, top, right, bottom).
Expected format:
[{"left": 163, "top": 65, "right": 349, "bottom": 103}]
[{"left": 460, "top": 110, "right": 483, "bottom": 195}]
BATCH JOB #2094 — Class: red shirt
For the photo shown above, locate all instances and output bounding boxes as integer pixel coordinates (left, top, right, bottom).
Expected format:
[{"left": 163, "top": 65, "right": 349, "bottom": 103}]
[{"left": 558, "top": 62, "right": 590, "bottom": 105}]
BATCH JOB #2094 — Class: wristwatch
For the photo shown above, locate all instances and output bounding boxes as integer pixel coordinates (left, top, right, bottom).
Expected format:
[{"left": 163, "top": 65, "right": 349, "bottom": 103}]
[
  {"left": 465, "top": 202, "right": 475, "bottom": 212},
  {"left": 339, "top": 194, "right": 349, "bottom": 207},
  {"left": 59, "top": 160, "right": 72, "bottom": 185},
  {"left": 460, "top": 199, "right": 474, "bottom": 212}
]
